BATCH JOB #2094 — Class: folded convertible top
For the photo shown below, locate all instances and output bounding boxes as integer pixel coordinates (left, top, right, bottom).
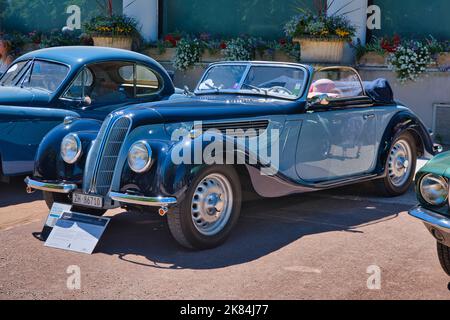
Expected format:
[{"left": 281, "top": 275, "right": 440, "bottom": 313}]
[{"left": 364, "top": 78, "right": 394, "bottom": 104}]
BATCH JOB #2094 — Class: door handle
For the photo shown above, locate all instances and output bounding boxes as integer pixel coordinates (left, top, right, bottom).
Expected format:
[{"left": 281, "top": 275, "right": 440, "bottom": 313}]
[{"left": 363, "top": 114, "right": 375, "bottom": 120}]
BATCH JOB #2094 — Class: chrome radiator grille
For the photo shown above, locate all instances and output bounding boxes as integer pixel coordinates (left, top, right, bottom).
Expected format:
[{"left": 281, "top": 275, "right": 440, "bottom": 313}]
[{"left": 85, "top": 116, "right": 131, "bottom": 196}]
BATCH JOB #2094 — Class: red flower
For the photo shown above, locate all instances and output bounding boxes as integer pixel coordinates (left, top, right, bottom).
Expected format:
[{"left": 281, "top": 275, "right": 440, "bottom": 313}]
[
  {"left": 381, "top": 35, "right": 401, "bottom": 53},
  {"left": 220, "top": 42, "right": 227, "bottom": 50},
  {"left": 279, "top": 38, "right": 287, "bottom": 46},
  {"left": 163, "top": 34, "right": 179, "bottom": 47}
]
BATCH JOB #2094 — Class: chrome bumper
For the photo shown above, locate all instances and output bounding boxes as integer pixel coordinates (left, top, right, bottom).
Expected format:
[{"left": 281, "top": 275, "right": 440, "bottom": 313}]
[
  {"left": 109, "top": 192, "right": 177, "bottom": 208},
  {"left": 409, "top": 206, "right": 450, "bottom": 247},
  {"left": 25, "top": 177, "right": 77, "bottom": 194}
]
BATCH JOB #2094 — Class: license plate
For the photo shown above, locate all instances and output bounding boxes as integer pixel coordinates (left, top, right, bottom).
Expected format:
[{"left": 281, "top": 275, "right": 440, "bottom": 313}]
[{"left": 72, "top": 193, "right": 103, "bottom": 209}]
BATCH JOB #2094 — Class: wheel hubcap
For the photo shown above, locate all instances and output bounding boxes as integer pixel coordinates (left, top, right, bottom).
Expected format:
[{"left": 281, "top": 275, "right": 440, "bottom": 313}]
[
  {"left": 388, "top": 140, "right": 412, "bottom": 187},
  {"left": 191, "top": 173, "right": 233, "bottom": 236}
]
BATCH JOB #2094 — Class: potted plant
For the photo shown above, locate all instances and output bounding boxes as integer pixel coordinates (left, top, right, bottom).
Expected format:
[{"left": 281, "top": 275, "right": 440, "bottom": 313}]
[
  {"left": 145, "top": 33, "right": 181, "bottom": 61},
  {"left": 284, "top": 5, "right": 356, "bottom": 63},
  {"left": 427, "top": 37, "right": 450, "bottom": 68},
  {"left": 355, "top": 36, "right": 399, "bottom": 67},
  {"left": 85, "top": 14, "right": 139, "bottom": 50},
  {"left": 389, "top": 41, "right": 432, "bottom": 83}
]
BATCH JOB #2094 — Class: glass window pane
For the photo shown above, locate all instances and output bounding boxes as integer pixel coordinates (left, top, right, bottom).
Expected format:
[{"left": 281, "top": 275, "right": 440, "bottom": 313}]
[
  {"left": 309, "top": 68, "right": 364, "bottom": 100},
  {"left": 136, "top": 65, "right": 160, "bottom": 97},
  {"left": 198, "top": 65, "right": 247, "bottom": 91},
  {"left": 63, "top": 68, "right": 94, "bottom": 100},
  {"left": 0, "top": 60, "right": 30, "bottom": 86},
  {"left": 22, "top": 61, "right": 69, "bottom": 93},
  {"left": 87, "top": 61, "right": 134, "bottom": 105}
]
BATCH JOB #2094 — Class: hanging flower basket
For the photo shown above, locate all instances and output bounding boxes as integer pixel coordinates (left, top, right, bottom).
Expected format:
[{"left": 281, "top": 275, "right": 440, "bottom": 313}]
[
  {"left": 92, "top": 36, "right": 132, "bottom": 50},
  {"left": 294, "top": 38, "right": 345, "bottom": 63}
]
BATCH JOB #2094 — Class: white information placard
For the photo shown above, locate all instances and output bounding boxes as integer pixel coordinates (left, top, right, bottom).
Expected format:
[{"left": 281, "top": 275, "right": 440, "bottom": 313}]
[
  {"left": 45, "top": 212, "right": 110, "bottom": 254},
  {"left": 45, "top": 203, "right": 73, "bottom": 228}
]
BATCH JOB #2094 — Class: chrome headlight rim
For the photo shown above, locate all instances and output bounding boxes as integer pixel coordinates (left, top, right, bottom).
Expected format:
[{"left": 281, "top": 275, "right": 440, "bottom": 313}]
[
  {"left": 60, "top": 133, "right": 82, "bottom": 165},
  {"left": 419, "top": 173, "right": 449, "bottom": 207},
  {"left": 128, "top": 140, "right": 153, "bottom": 174}
]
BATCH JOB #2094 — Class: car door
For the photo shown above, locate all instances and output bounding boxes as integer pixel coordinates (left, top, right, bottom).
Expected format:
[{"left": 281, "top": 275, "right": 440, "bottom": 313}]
[{"left": 295, "top": 67, "right": 377, "bottom": 183}]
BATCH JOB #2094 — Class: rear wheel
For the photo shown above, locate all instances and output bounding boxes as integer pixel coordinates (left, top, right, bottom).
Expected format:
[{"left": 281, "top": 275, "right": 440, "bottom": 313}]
[
  {"left": 437, "top": 242, "right": 450, "bottom": 276},
  {"left": 167, "top": 166, "right": 242, "bottom": 250},
  {"left": 378, "top": 132, "right": 417, "bottom": 196},
  {"left": 43, "top": 191, "right": 106, "bottom": 217}
]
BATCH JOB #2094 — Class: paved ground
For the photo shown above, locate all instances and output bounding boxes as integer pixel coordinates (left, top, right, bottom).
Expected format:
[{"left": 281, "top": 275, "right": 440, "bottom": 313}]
[{"left": 1, "top": 167, "right": 450, "bottom": 300}]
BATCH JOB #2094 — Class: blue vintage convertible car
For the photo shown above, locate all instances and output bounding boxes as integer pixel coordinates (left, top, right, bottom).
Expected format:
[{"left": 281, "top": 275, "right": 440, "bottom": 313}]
[
  {"left": 26, "top": 62, "right": 438, "bottom": 250},
  {"left": 0, "top": 46, "right": 176, "bottom": 180}
]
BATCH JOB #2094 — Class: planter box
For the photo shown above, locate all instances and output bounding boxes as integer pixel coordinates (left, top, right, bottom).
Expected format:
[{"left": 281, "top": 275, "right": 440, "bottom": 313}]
[
  {"left": 92, "top": 36, "right": 132, "bottom": 50},
  {"left": 201, "top": 51, "right": 223, "bottom": 62},
  {"left": 358, "top": 52, "right": 388, "bottom": 67},
  {"left": 437, "top": 53, "right": 450, "bottom": 67},
  {"left": 145, "top": 48, "right": 176, "bottom": 62},
  {"left": 273, "top": 50, "right": 299, "bottom": 63},
  {"left": 294, "top": 38, "right": 345, "bottom": 63}
]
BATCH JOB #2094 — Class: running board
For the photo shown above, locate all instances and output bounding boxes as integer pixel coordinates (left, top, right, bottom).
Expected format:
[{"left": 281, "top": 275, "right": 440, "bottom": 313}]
[{"left": 312, "top": 174, "right": 380, "bottom": 189}]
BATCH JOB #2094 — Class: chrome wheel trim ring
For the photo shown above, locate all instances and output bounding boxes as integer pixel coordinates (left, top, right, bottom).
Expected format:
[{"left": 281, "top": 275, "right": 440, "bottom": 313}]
[
  {"left": 388, "top": 139, "right": 413, "bottom": 187},
  {"left": 191, "top": 173, "right": 234, "bottom": 236}
]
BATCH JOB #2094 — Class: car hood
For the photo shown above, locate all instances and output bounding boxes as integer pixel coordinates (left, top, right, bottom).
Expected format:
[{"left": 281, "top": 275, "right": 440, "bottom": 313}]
[
  {"left": 123, "top": 95, "right": 305, "bottom": 127},
  {"left": 0, "top": 86, "right": 52, "bottom": 106}
]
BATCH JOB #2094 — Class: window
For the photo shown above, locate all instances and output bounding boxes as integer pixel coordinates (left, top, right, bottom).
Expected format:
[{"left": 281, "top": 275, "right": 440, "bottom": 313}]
[
  {"left": 198, "top": 65, "right": 247, "bottom": 91},
  {"left": 308, "top": 68, "right": 364, "bottom": 100},
  {"left": 0, "top": 60, "right": 31, "bottom": 87},
  {"left": 63, "top": 68, "right": 94, "bottom": 100},
  {"left": 135, "top": 65, "right": 160, "bottom": 97},
  {"left": 22, "top": 60, "right": 69, "bottom": 93}
]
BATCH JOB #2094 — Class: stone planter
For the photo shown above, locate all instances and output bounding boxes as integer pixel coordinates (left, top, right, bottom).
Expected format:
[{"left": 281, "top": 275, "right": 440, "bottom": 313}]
[
  {"left": 272, "top": 50, "right": 298, "bottom": 63},
  {"left": 145, "top": 48, "right": 176, "bottom": 62},
  {"left": 92, "top": 36, "right": 133, "bottom": 50},
  {"left": 358, "top": 52, "right": 388, "bottom": 67},
  {"left": 437, "top": 53, "right": 450, "bottom": 67},
  {"left": 294, "top": 38, "right": 345, "bottom": 63},
  {"left": 201, "top": 51, "right": 223, "bottom": 62}
]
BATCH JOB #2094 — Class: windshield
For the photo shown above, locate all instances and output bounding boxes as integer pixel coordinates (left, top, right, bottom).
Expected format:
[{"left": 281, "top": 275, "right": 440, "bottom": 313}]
[
  {"left": 196, "top": 64, "right": 306, "bottom": 99},
  {"left": 0, "top": 60, "right": 69, "bottom": 93}
]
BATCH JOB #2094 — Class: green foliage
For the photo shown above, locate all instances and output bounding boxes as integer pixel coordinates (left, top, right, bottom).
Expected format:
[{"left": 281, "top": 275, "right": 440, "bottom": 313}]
[
  {"left": 84, "top": 15, "right": 139, "bottom": 37},
  {"left": 173, "top": 38, "right": 203, "bottom": 71}
]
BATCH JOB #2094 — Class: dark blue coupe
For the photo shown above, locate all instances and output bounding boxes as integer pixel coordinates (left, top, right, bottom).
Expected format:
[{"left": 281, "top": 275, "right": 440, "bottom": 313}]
[{"left": 0, "top": 46, "right": 176, "bottom": 180}]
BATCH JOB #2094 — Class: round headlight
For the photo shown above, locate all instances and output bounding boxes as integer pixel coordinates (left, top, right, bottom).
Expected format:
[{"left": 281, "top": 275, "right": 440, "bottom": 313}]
[
  {"left": 128, "top": 141, "right": 152, "bottom": 173},
  {"left": 61, "top": 134, "right": 82, "bottom": 164},
  {"left": 420, "top": 174, "right": 449, "bottom": 207}
]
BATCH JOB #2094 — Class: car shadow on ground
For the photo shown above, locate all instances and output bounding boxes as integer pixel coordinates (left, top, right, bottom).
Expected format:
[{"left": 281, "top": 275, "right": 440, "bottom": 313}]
[
  {"left": 0, "top": 176, "right": 42, "bottom": 208},
  {"left": 97, "top": 181, "right": 412, "bottom": 270}
]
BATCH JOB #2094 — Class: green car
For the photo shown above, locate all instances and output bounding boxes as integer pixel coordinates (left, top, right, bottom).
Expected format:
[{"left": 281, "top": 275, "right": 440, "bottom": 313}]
[{"left": 409, "top": 151, "right": 450, "bottom": 275}]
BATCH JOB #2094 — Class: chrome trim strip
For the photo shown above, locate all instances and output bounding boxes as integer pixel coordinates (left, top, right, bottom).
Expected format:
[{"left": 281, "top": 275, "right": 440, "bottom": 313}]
[
  {"left": 25, "top": 177, "right": 77, "bottom": 194},
  {"left": 409, "top": 206, "right": 450, "bottom": 230},
  {"left": 109, "top": 192, "right": 177, "bottom": 207}
]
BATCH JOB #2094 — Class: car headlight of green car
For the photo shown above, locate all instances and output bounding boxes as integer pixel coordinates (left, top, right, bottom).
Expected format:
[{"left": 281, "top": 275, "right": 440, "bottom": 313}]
[{"left": 419, "top": 173, "right": 449, "bottom": 207}]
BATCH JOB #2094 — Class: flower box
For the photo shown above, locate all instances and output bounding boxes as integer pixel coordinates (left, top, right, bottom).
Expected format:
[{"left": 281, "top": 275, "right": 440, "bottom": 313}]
[
  {"left": 294, "top": 38, "right": 345, "bottom": 63},
  {"left": 92, "top": 36, "right": 132, "bottom": 50},
  {"left": 272, "top": 50, "right": 298, "bottom": 63},
  {"left": 145, "top": 48, "right": 176, "bottom": 62},
  {"left": 437, "top": 53, "right": 450, "bottom": 67},
  {"left": 358, "top": 52, "right": 388, "bottom": 67},
  {"left": 201, "top": 51, "right": 223, "bottom": 62}
]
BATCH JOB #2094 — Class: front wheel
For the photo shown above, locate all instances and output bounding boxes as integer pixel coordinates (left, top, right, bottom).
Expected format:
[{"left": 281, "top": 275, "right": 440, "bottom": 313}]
[
  {"left": 43, "top": 191, "right": 106, "bottom": 217},
  {"left": 378, "top": 132, "right": 417, "bottom": 196},
  {"left": 167, "top": 166, "right": 242, "bottom": 250},
  {"left": 437, "top": 242, "right": 450, "bottom": 276}
]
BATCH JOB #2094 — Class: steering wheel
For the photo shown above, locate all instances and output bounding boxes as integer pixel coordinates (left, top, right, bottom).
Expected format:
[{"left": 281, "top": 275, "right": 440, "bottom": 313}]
[{"left": 268, "top": 86, "right": 293, "bottom": 96}]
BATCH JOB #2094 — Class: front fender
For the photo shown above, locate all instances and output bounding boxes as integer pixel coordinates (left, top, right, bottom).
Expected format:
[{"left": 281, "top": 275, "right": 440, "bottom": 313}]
[
  {"left": 376, "top": 110, "right": 436, "bottom": 174},
  {"left": 113, "top": 129, "right": 270, "bottom": 203},
  {"left": 33, "top": 118, "right": 102, "bottom": 182}
]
